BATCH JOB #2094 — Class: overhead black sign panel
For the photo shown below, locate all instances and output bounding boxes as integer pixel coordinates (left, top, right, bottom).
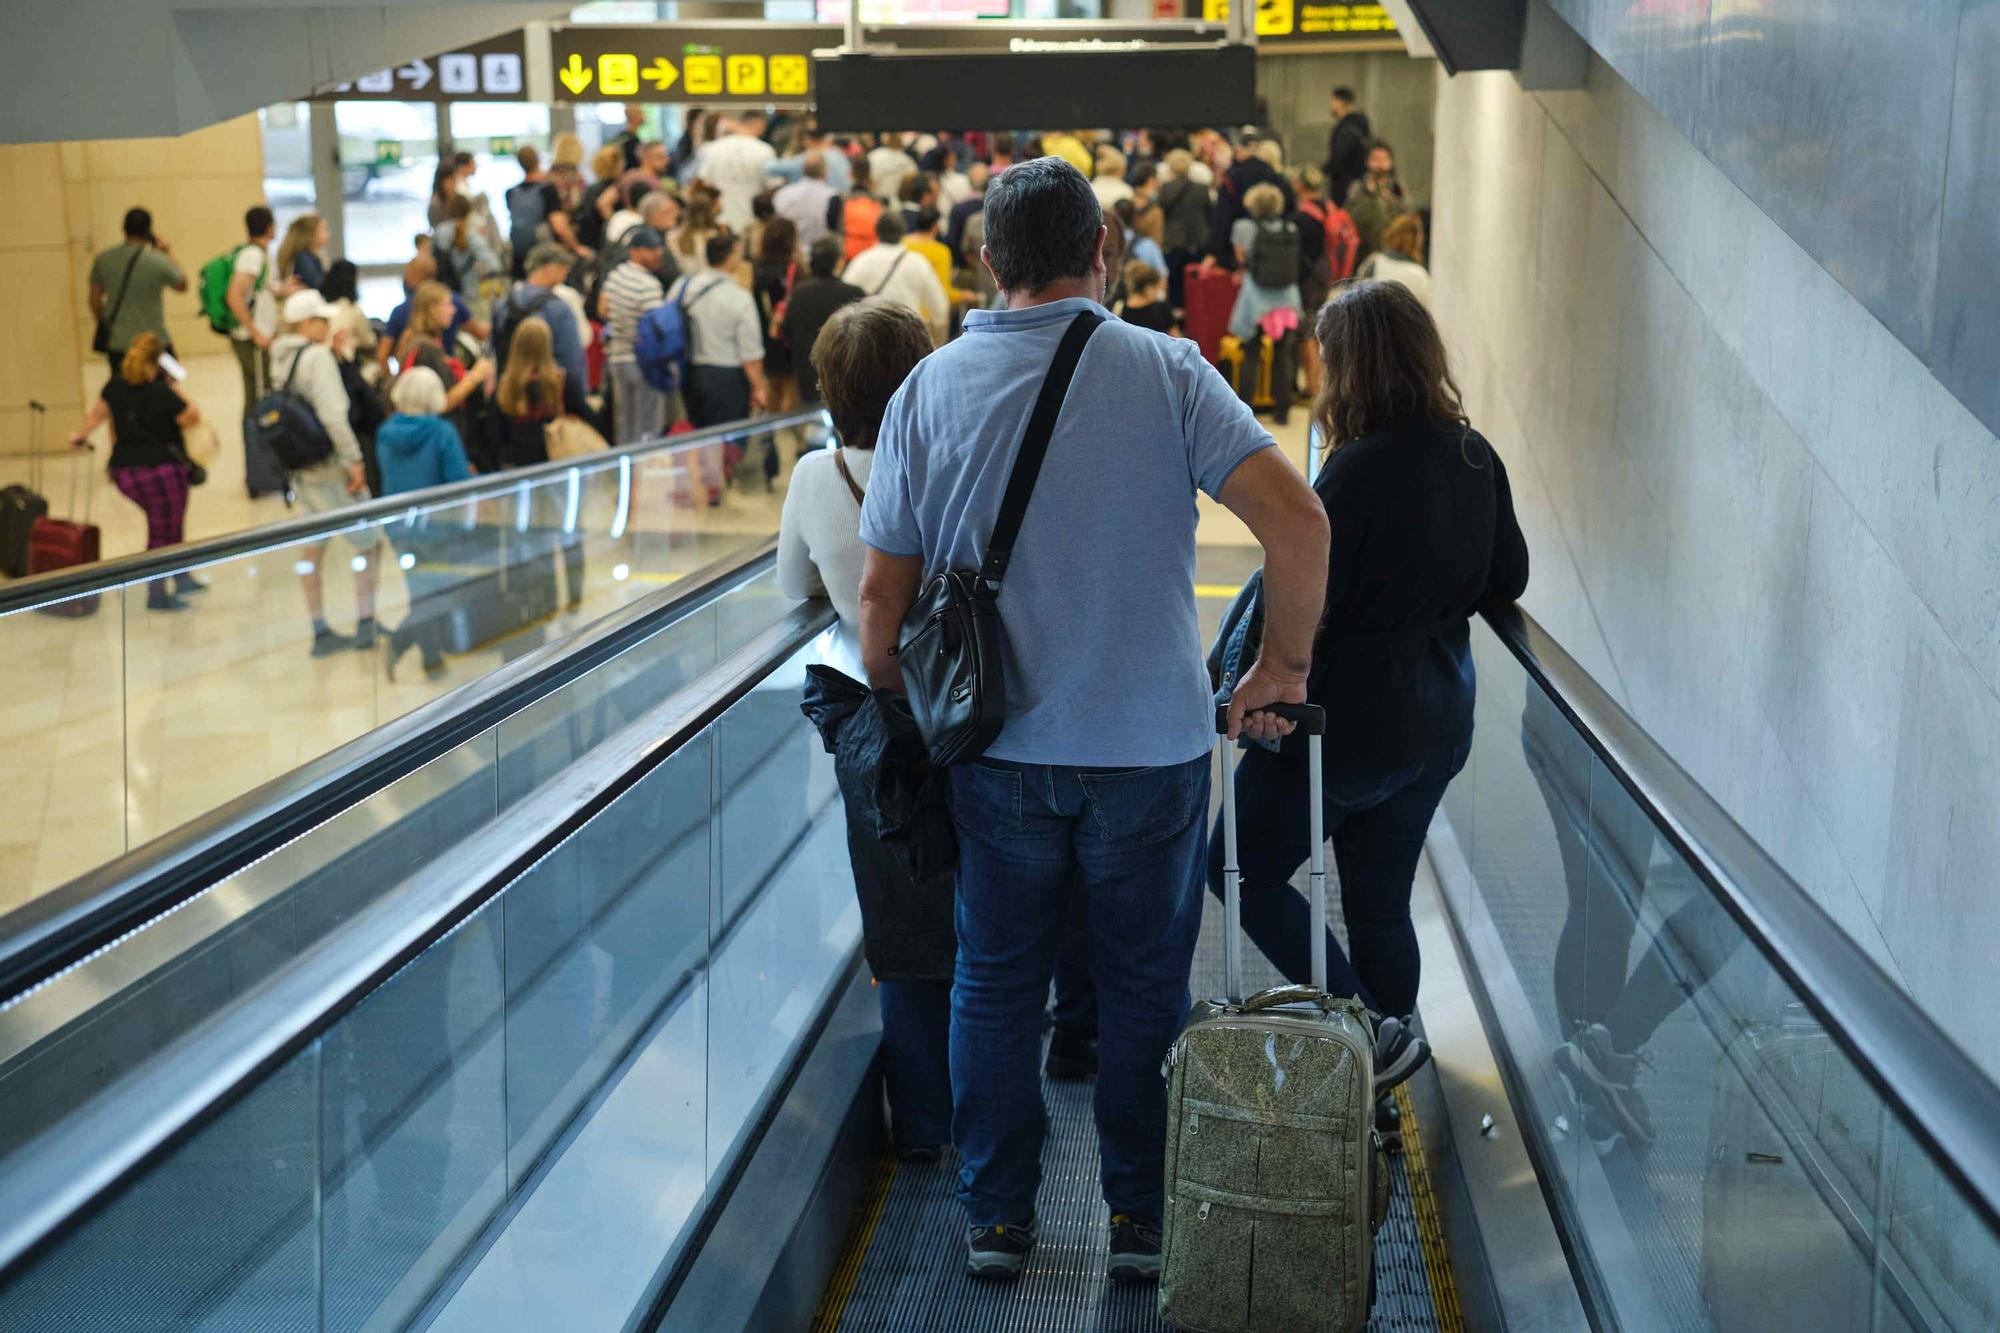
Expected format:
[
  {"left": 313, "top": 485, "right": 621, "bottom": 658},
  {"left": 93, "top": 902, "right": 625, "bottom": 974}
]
[
  {"left": 312, "top": 33, "right": 528, "bottom": 102},
  {"left": 812, "top": 43, "right": 1257, "bottom": 132}
]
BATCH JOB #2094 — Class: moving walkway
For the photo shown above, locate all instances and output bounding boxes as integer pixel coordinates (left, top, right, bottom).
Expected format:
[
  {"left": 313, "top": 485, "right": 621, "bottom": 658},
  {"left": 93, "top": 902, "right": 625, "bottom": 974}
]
[
  {"left": 0, "top": 411, "right": 821, "bottom": 904},
  {"left": 2, "top": 520, "right": 1997, "bottom": 1329}
]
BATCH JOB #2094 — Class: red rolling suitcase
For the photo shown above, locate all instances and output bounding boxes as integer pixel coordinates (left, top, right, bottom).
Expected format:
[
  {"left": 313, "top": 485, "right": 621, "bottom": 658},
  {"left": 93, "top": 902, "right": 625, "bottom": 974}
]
[
  {"left": 28, "top": 433, "right": 102, "bottom": 618},
  {"left": 1180, "top": 262, "right": 1240, "bottom": 365}
]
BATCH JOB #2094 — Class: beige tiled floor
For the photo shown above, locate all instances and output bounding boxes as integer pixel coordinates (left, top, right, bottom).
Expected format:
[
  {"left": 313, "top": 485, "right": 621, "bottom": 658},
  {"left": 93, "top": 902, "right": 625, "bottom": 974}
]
[{"left": 0, "top": 348, "right": 1310, "bottom": 909}]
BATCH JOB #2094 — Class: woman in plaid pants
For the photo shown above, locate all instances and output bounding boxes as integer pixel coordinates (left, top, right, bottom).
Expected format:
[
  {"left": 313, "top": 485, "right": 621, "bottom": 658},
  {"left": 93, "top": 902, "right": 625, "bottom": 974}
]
[{"left": 68, "top": 333, "right": 207, "bottom": 610}]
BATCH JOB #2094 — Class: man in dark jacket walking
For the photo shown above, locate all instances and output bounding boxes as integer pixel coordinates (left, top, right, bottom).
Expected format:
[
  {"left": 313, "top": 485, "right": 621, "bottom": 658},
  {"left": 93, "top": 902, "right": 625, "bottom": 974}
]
[{"left": 1324, "top": 86, "right": 1373, "bottom": 207}]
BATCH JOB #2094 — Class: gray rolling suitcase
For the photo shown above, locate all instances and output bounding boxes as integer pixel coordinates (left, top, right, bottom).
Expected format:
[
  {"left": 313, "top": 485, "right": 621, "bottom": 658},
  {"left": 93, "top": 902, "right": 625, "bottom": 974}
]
[{"left": 1160, "top": 703, "right": 1387, "bottom": 1333}]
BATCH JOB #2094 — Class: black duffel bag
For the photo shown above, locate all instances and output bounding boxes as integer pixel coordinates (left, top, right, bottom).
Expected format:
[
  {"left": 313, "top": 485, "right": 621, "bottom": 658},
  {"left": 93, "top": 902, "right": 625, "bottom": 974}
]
[{"left": 890, "top": 308, "right": 1101, "bottom": 767}]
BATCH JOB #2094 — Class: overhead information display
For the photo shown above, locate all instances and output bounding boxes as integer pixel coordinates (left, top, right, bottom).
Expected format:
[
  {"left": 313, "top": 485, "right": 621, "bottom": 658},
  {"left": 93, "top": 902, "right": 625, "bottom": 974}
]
[
  {"left": 1198, "top": 0, "right": 1396, "bottom": 40},
  {"left": 549, "top": 25, "right": 825, "bottom": 105},
  {"left": 312, "top": 33, "right": 528, "bottom": 102}
]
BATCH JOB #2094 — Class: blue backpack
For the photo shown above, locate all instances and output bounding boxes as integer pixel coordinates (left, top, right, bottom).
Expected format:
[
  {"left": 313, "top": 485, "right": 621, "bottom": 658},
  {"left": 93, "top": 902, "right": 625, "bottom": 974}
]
[{"left": 635, "top": 276, "right": 725, "bottom": 393}]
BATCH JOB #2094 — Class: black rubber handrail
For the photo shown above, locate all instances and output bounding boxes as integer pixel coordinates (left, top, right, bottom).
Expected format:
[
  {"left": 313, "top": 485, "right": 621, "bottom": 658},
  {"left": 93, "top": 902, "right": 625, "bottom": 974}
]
[
  {"left": 0, "top": 409, "right": 821, "bottom": 615},
  {"left": 1483, "top": 604, "right": 2000, "bottom": 1237},
  {"left": 0, "top": 600, "right": 837, "bottom": 1286},
  {"left": 0, "top": 536, "right": 781, "bottom": 1005}
]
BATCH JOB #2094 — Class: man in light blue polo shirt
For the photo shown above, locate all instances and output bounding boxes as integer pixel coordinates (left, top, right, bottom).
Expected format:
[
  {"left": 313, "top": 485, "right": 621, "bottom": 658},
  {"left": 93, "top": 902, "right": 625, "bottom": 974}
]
[{"left": 857, "top": 156, "right": 1329, "bottom": 1285}]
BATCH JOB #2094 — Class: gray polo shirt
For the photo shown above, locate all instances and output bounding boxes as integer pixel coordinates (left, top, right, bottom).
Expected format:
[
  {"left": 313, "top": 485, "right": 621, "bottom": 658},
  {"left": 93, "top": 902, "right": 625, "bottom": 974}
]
[
  {"left": 860, "top": 297, "right": 1273, "bottom": 767},
  {"left": 89, "top": 242, "right": 183, "bottom": 351},
  {"left": 665, "top": 272, "right": 763, "bottom": 369}
]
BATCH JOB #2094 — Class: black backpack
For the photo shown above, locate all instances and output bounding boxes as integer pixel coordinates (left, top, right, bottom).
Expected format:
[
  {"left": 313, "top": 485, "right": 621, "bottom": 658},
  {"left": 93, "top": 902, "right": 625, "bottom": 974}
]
[
  {"left": 1247, "top": 219, "right": 1302, "bottom": 289},
  {"left": 245, "top": 347, "right": 336, "bottom": 473}
]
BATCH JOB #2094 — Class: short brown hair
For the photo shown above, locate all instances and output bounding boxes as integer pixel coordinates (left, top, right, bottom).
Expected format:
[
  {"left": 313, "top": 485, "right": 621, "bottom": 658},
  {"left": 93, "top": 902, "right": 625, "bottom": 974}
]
[
  {"left": 811, "top": 298, "right": 932, "bottom": 451},
  {"left": 1311, "top": 278, "right": 1467, "bottom": 449}
]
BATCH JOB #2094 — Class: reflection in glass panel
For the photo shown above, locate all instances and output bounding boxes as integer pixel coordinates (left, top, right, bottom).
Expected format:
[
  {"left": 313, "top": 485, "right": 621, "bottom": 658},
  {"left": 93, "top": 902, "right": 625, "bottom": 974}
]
[
  {"left": 322, "top": 902, "right": 506, "bottom": 1332},
  {"left": 333, "top": 101, "right": 440, "bottom": 266},
  {"left": 122, "top": 531, "right": 386, "bottom": 848},
  {"left": 0, "top": 1043, "right": 320, "bottom": 1331},
  {"left": 0, "top": 598, "right": 125, "bottom": 906},
  {"left": 0, "top": 729, "right": 499, "bottom": 1164},
  {"left": 1436, "top": 619, "right": 2000, "bottom": 1332},
  {"left": 504, "top": 733, "right": 711, "bottom": 1191},
  {"left": 707, "top": 642, "right": 858, "bottom": 1177}
]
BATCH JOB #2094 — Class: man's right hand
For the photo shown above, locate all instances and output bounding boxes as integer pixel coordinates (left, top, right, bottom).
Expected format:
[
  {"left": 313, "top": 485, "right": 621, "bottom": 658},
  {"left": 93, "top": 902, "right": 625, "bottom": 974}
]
[
  {"left": 1225, "top": 657, "right": 1309, "bottom": 744},
  {"left": 253, "top": 330, "right": 273, "bottom": 349}
]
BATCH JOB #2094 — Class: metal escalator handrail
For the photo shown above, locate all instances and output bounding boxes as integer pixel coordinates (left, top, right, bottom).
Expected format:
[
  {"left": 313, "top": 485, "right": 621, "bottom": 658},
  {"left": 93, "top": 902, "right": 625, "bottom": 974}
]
[
  {"left": 0, "top": 408, "right": 822, "bottom": 615},
  {"left": 0, "top": 536, "right": 781, "bottom": 1005},
  {"left": 1481, "top": 604, "right": 2000, "bottom": 1235},
  {"left": 0, "top": 600, "right": 837, "bottom": 1287}
]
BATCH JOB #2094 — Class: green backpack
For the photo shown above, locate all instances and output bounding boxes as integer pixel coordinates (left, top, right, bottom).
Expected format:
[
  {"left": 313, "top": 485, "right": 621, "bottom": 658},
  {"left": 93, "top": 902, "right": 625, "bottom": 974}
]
[{"left": 199, "top": 243, "right": 262, "bottom": 335}]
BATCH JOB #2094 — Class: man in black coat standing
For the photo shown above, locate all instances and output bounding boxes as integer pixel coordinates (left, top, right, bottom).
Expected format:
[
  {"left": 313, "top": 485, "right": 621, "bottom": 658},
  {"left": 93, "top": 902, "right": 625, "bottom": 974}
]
[{"left": 1324, "top": 86, "right": 1373, "bottom": 206}]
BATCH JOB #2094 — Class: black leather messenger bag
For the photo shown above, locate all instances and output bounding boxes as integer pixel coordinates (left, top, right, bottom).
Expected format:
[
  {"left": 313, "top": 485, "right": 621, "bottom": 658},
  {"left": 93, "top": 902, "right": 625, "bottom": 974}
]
[{"left": 890, "top": 308, "right": 1102, "bottom": 767}]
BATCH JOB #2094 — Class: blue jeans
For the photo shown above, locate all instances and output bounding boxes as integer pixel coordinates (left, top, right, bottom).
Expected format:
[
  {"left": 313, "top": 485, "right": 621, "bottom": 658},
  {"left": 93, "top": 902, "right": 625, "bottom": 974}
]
[
  {"left": 1207, "top": 735, "right": 1469, "bottom": 1018},
  {"left": 878, "top": 979, "right": 952, "bottom": 1149},
  {"left": 949, "top": 755, "right": 1210, "bottom": 1227}
]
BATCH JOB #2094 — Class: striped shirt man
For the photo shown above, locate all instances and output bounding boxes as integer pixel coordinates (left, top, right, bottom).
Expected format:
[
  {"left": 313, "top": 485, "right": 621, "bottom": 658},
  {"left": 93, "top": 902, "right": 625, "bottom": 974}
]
[{"left": 602, "top": 259, "right": 666, "bottom": 364}]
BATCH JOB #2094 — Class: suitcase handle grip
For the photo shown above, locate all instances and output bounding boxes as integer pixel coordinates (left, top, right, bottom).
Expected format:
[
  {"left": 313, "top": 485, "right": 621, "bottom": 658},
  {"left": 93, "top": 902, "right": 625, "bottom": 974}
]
[
  {"left": 1214, "top": 701, "right": 1325, "bottom": 736},
  {"left": 1239, "top": 984, "right": 1326, "bottom": 1013},
  {"left": 1239, "top": 985, "right": 1371, "bottom": 1017}
]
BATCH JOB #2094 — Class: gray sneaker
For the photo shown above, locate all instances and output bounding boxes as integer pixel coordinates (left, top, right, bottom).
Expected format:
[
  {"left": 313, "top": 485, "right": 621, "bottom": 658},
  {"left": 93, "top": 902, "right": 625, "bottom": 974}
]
[
  {"left": 1373, "top": 1015, "right": 1431, "bottom": 1095},
  {"left": 965, "top": 1218, "right": 1036, "bottom": 1281},
  {"left": 1554, "top": 1023, "right": 1655, "bottom": 1149},
  {"left": 1108, "top": 1214, "right": 1163, "bottom": 1284}
]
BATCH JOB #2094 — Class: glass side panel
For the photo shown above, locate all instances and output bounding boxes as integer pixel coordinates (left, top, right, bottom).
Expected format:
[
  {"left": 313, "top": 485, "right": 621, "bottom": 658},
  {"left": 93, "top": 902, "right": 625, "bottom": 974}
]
[
  {"left": 1436, "top": 618, "right": 1999, "bottom": 1331},
  {"left": 0, "top": 1042, "right": 321, "bottom": 1332},
  {"left": 0, "top": 728, "right": 499, "bottom": 1165},
  {"left": 0, "top": 594, "right": 125, "bottom": 908},
  {"left": 321, "top": 901, "right": 507, "bottom": 1333},
  {"left": 0, "top": 623, "right": 858, "bottom": 1329},
  {"left": 0, "top": 417, "right": 810, "bottom": 913}
]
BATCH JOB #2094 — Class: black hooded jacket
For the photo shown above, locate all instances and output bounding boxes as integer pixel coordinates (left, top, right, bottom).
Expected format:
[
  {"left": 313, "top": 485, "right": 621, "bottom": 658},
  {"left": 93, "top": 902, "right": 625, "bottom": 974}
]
[{"left": 801, "top": 665, "right": 957, "bottom": 982}]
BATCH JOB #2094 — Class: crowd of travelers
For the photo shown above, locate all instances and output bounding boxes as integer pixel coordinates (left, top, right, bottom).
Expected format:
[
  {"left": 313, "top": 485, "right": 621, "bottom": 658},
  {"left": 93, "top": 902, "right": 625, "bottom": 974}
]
[{"left": 66, "top": 103, "right": 1489, "bottom": 1288}]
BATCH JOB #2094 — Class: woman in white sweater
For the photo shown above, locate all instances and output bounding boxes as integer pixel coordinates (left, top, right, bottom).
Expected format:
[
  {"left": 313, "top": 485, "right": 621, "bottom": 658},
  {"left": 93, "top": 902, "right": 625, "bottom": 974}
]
[
  {"left": 780, "top": 297, "right": 944, "bottom": 1155},
  {"left": 777, "top": 297, "right": 935, "bottom": 625}
]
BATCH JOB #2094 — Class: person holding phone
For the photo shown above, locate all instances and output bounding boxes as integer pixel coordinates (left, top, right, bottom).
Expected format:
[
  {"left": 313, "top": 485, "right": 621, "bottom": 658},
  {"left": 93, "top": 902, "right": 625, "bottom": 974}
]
[
  {"left": 68, "top": 333, "right": 205, "bottom": 610},
  {"left": 88, "top": 207, "right": 187, "bottom": 377}
]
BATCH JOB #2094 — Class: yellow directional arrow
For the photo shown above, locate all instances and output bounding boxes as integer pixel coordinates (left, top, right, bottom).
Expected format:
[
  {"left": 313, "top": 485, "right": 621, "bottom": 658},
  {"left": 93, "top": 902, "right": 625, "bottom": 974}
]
[
  {"left": 643, "top": 57, "right": 678, "bottom": 92},
  {"left": 557, "top": 54, "right": 593, "bottom": 95}
]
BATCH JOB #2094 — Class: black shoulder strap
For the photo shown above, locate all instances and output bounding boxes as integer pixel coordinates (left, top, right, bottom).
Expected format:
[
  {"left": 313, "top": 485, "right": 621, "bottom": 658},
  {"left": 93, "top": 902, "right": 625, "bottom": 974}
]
[
  {"left": 871, "top": 248, "right": 909, "bottom": 296},
  {"left": 978, "top": 308, "right": 1103, "bottom": 586},
  {"left": 105, "top": 246, "right": 145, "bottom": 327}
]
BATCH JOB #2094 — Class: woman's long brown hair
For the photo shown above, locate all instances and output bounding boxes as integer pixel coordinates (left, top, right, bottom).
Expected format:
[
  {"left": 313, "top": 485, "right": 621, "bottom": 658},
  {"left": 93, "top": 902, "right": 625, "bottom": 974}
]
[
  {"left": 496, "top": 315, "right": 563, "bottom": 417},
  {"left": 1310, "top": 277, "right": 1469, "bottom": 453}
]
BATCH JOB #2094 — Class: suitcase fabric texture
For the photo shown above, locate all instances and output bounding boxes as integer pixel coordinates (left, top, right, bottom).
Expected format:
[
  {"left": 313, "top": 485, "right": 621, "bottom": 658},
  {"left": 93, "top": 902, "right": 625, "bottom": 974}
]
[
  {"left": 1160, "top": 704, "right": 1388, "bottom": 1333},
  {"left": 3, "top": 403, "right": 53, "bottom": 577},
  {"left": 1181, "top": 263, "right": 1240, "bottom": 365}
]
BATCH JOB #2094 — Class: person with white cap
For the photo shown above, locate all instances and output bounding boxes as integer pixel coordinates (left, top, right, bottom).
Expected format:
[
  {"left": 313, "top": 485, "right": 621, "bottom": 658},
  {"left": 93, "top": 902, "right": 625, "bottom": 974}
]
[{"left": 271, "top": 287, "right": 379, "bottom": 655}]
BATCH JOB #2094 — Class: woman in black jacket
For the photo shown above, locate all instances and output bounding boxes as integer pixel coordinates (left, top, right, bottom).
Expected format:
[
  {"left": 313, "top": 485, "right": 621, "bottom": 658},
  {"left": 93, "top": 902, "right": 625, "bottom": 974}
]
[{"left": 1208, "top": 278, "right": 1529, "bottom": 1094}]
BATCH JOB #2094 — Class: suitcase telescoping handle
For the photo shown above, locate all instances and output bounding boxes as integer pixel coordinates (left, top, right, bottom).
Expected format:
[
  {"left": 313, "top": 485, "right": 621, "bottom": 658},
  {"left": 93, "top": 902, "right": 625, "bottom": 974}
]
[{"left": 1216, "top": 702, "right": 1326, "bottom": 1005}]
